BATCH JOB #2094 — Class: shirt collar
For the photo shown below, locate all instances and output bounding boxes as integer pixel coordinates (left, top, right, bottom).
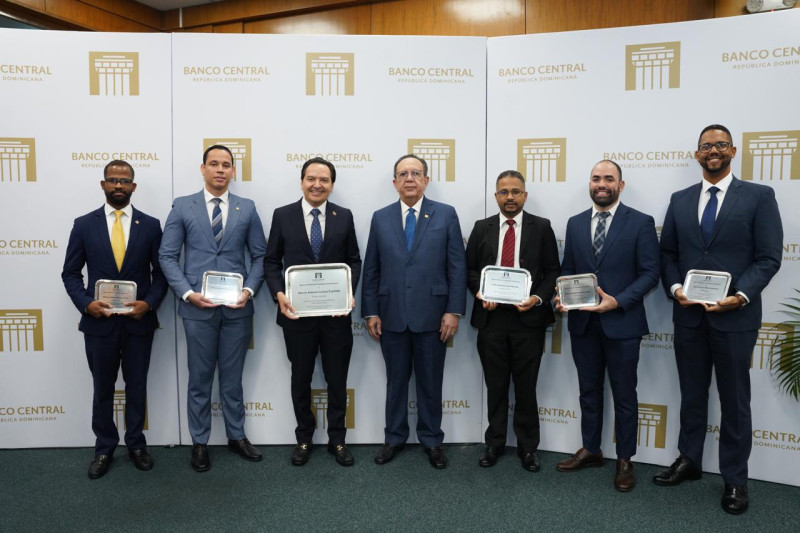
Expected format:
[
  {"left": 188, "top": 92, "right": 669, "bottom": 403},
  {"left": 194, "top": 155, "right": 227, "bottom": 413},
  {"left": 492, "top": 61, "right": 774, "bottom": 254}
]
[
  {"left": 302, "top": 198, "right": 327, "bottom": 217},
  {"left": 592, "top": 200, "right": 620, "bottom": 219},
  {"left": 105, "top": 203, "right": 133, "bottom": 218},
  {"left": 702, "top": 171, "right": 733, "bottom": 194},
  {"left": 204, "top": 189, "right": 229, "bottom": 205},
  {"left": 402, "top": 196, "right": 424, "bottom": 214},
  {"left": 500, "top": 211, "right": 523, "bottom": 226}
]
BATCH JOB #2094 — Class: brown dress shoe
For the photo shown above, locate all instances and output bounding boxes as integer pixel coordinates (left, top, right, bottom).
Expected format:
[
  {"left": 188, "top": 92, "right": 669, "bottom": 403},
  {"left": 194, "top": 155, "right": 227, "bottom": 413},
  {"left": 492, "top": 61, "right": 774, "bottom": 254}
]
[
  {"left": 556, "top": 448, "right": 604, "bottom": 472},
  {"left": 614, "top": 459, "right": 635, "bottom": 492}
]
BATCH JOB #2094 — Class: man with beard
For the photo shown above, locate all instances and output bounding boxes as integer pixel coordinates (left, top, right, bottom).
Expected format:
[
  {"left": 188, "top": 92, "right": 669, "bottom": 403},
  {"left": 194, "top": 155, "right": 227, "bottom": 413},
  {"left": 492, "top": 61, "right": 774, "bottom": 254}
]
[
  {"left": 655, "top": 125, "right": 782, "bottom": 515},
  {"left": 555, "top": 160, "right": 659, "bottom": 492},
  {"left": 62, "top": 160, "right": 168, "bottom": 479},
  {"left": 465, "top": 170, "right": 560, "bottom": 471}
]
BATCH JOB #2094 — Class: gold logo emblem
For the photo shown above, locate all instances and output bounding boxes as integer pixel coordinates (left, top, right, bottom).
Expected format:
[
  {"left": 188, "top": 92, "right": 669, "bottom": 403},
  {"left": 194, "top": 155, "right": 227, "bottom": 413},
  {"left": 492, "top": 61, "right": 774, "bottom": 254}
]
[
  {"left": 113, "top": 390, "right": 148, "bottom": 430},
  {"left": 753, "top": 322, "right": 795, "bottom": 370},
  {"left": 203, "top": 138, "right": 252, "bottom": 182},
  {"left": 0, "top": 138, "right": 36, "bottom": 182},
  {"left": 741, "top": 131, "right": 799, "bottom": 181},
  {"left": 636, "top": 403, "right": 668, "bottom": 448},
  {"left": 407, "top": 139, "right": 456, "bottom": 182},
  {"left": 547, "top": 313, "right": 563, "bottom": 354},
  {"left": 625, "top": 42, "right": 681, "bottom": 91},
  {"left": 89, "top": 52, "right": 139, "bottom": 96},
  {"left": 517, "top": 138, "right": 566, "bottom": 182},
  {"left": 306, "top": 53, "right": 354, "bottom": 96},
  {"left": 0, "top": 310, "right": 43, "bottom": 352},
  {"left": 311, "top": 388, "right": 355, "bottom": 429},
  {"left": 655, "top": 225, "right": 663, "bottom": 242}
]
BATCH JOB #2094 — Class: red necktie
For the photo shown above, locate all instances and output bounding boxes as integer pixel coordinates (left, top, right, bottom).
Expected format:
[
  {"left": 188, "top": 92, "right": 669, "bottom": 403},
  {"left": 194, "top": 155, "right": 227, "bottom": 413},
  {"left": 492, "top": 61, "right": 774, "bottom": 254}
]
[{"left": 501, "top": 219, "right": 515, "bottom": 267}]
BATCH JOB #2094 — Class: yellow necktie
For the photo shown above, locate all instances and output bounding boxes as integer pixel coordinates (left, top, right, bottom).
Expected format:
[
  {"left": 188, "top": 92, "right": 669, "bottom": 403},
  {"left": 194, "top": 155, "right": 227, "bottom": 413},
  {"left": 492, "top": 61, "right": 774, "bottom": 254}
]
[{"left": 111, "top": 210, "right": 125, "bottom": 271}]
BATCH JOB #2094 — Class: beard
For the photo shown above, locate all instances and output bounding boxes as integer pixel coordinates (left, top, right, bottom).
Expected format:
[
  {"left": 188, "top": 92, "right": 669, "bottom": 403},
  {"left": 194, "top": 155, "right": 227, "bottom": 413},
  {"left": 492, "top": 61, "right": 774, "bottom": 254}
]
[
  {"left": 105, "top": 189, "right": 131, "bottom": 209},
  {"left": 591, "top": 188, "right": 618, "bottom": 207}
]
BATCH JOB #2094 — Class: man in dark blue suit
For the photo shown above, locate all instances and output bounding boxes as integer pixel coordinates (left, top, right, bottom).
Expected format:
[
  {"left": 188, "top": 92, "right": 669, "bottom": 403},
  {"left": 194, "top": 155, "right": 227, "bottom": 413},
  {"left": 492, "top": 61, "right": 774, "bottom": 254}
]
[
  {"left": 264, "top": 157, "right": 361, "bottom": 467},
  {"left": 655, "top": 125, "right": 782, "bottom": 515},
  {"left": 361, "top": 154, "right": 467, "bottom": 469},
  {"left": 62, "top": 160, "right": 167, "bottom": 479},
  {"left": 555, "top": 160, "right": 659, "bottom": 492}
]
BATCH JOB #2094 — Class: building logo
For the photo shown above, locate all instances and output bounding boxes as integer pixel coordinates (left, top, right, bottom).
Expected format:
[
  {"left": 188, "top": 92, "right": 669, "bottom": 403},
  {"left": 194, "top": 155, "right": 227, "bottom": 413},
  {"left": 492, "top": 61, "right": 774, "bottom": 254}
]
[
  {"left": 89, "top": 52, "right": 139, "bottom": 96},
  {"left": 113, "top": 390, "right": 148, "bottom": 430},
  {"left": 741, "top": 131, "right": 799, "bottom": 181},
  {"left": 625, "top": 42, "right": 680, "bottom": 91},
  {"left": 0, "top": 309, "right": 43, "bottom": 352},
  {"left": 547, "top": 313, "right": 563, "bottom": 354},
  {"left": 0, "top": 138, "right": 36, "bottom": 182},
  {"left": 306, "top": 53, "right": 354, "bottom": 96},
  {"left": 636, "top": 403, "right": 667, "bottom": 448},
  {"left": 517, "top": 138, "right": 566, "bottom": 182},
  {"left": 203, "top": 138, "right": 252, "bottom": 181},
  {"left": 311, "top": 388, "right": 355, "bottom": 429},
  {"left": 753, "top": 322, "right": 795, "bottom": 371},
  {"left": 408, "top": 139, "right": 455, "bottom": 182},
  {"left": 655, "top": 225, "right": 663, "bottom": 241}
]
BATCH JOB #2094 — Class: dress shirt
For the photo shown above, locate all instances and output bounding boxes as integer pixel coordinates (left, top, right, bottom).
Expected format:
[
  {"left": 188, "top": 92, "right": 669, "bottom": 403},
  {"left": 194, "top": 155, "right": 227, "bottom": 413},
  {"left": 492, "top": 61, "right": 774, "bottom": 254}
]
[
  {"left": 204, "top": 189, "right": 230, "bottom": 231},
  {"left": 401, "top": 197, "right": 424, "bottom": 229},
  {"left": 104, "top": 203, "right": 132, "bottom": 247},
  {"left": 302, "top": 198, "right": 327, "bottom": 241},
  {"left": 590, "top": 200, "right": 620, "bottom": 242},
  {"left": 495, "top": 211, "right": 523, "bottom": 268}
]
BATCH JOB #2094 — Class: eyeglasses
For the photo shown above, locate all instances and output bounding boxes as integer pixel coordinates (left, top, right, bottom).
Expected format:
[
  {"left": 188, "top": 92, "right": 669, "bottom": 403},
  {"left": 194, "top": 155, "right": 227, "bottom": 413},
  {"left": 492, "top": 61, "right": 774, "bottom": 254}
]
[
  {"left": 698, "top": 142, "right": 732, "bottom": 153},
  {"left": 105, "top": 178, "right": 133, "bottom": 186},
  {"left": 496, "top": 189, "right": 525, "bottom": 198},
  {"left": 395, "top": 170, "right": 425, "bottom": 180}
]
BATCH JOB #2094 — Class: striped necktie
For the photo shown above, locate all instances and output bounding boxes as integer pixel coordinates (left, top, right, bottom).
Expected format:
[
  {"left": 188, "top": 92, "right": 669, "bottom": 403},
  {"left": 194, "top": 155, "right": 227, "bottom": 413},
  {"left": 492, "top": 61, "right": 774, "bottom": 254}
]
[
  {"left": 501, "top": 219, "right": 515, "bottom": 267},
  {"left": 211, "top": 198, "right": 223, "bottom": 246},
  {"left": 593, "top": 211, "right": 610, "bottom": 258}
]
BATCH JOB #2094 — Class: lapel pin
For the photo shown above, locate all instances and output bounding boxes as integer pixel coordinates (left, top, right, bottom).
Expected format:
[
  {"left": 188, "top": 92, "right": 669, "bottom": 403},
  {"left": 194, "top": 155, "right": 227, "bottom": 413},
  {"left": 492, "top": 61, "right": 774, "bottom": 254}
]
[
  {"left": 235, "top": 206, "right": 240, "bottom": 211},
  {"left": 332, "top": 211, "right": 337, "bottom": 216},
  {"left": 134, "top": 220, "right": 140, "bottom": 225},
  {"left": 424, "top": 214, "right": 429, "bottom": 218}
]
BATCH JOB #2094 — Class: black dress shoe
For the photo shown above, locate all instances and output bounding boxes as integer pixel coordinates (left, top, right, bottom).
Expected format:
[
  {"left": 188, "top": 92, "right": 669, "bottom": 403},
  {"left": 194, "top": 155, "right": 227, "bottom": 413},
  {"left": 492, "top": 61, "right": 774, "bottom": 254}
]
[
  {"left": 653, "top": 456, "right": 702, "bottom": 486},
  {"left": 520, "top": 450, "right": 540, "bottom": 472},
  {"left": 88, "top": 454, "right": 112, "bottom": 479},
  {"left": 721, "top": 484, "right": 749, "bottom": 515},
  {"left": 328, "top": 443, "right": 355, "bottom": 466},
  {"left": 191, "top": 444, "right": 210, "bottom": 472},
  {"left": 227, "top": 438, "right": 262, "bottom": 462},
  {"left": 425, "top": 446, "right": 447, "bottom": 469},
  {"left": 291, "top": 443, "right": 312, "bottom": 466},
  {"left": 129, "top": 448, "right": 153, "bottom": 471},
  {"left": 374, "top": 444, "right": 403, "bottom": 465},
  {"left": 479, "top": 445, "right": 505, "bottom": 467}
]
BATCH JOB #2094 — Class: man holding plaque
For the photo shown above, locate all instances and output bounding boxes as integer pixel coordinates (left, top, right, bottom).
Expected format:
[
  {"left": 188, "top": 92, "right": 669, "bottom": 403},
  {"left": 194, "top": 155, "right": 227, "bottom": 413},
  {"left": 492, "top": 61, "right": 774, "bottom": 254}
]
[
  {"left": 657, "top": 125, "right": 782, "bottom": 514},
  {"left": 465, "top": 170, "right": 560, "bottom": 472},
  {"left": 264, "top": 157, "right": 361, "bottom": 467},
  {"left": 159, "top": 145, "right": 267, "bottom": 472},
  {"left": 62, "top": 160, "right": 168, "bottom": 479},
  {"left": 556, "top": 160, "right": 659, "bottom": 492},
  {"left": 362, "top": 154, "right": 467, "bottom": 469}
]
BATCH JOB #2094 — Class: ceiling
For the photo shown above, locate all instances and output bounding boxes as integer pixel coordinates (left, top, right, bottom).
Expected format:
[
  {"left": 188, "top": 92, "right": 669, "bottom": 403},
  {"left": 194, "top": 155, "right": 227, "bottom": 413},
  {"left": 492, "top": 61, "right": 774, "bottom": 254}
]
[{"left": 135, "top": 0, "right": 224, "bottom": 10}]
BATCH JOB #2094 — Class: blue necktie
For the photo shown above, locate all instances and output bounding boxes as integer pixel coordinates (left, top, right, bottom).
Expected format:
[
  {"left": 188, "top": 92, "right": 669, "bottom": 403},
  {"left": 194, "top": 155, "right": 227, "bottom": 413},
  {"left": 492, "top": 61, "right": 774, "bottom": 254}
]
[
  {"left": 700, "top": 186, "right": 719, "bottom": 246},
  {"left": 593, "top": 211, "right": 610, "bottom": 258},
  {"left": 310, "top": 208, "right": 323, "bottom": 261},
  {"left": 211, "top": 198, "right": 223, "bottom": 247},
  {"left": 405, "top": 207, "right": 416, "bottom": 252}
]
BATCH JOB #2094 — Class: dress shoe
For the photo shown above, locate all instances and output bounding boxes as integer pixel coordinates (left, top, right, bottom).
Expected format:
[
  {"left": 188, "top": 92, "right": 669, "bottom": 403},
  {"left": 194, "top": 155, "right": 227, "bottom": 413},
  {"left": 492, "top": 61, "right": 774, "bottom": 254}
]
[
  {"left": 227, "top": 438, "right": 262, "bottom": 462},
  {"left": 652, "top": 456, "right": 702, "bottom": 486},
  {"left": 556, "top": 448, "right": 604, "bottom": 472},
  {"left": 291, "top": 443, "right": 312, "bottom": 466},
  {"left": 479, "top": 445, "right": 505, "bottom": 467},
  {"left": 721, "top": 484, "right": 749, "bottom": 515},
  {"left": 374, "top": 444, "right": 403, "bottom": 465},
  {"left": 191, "top": 444, "right": 210, "bottom": 472},
  {"left": 614, "top": 459, "right": 635, "bottom": 492},
  {"left": 520, "top": 450, "right": 540, "bottom": 472},
  {"left": 87, "top": 454, "right": 112, "bottom": 479},
  {"left": 129, "top": 448, "right": 153, "bottom": 471},
  {"left": 328, "top": 443, "right": 355, "bottom": 466},
  {"left": 425, "top": 446, "right": 447, "bottom": 469}
]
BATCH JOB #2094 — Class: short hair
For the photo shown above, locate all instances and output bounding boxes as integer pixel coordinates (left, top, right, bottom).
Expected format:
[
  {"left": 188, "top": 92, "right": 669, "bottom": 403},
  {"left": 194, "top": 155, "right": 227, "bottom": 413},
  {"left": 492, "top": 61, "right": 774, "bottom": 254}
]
[
  {"left": 698, "top": 124, "right": 733, "bottom": 146},
  {"left": 495, "top": 170, "right": 525, "bottom": 187},
  {"left": 103, "top": 160, "right": 135, "bottom": 180},
  {"left": 591, "top": 160, "right": 622, "bottom": 181},
  {"left": 301, "top": 157, "right": 336, "bottom": 183},
  {"left": 203, "top": 144, "right": 234, "bottom": 165},
  {"left": 393, "top": 154, "right": 428, "bottom": 177}
]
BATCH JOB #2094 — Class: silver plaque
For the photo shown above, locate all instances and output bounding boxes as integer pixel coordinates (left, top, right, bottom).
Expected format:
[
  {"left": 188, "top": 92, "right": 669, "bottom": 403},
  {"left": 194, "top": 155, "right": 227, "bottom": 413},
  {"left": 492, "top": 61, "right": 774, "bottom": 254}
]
[
  {"left": 479, "top": 266, "right": 532, "bottom": 305},
  {"left": 94, "top": 280, "right": 137, "bottom": 314},
  {"left": 683, "top": 269, "right": 732, "bottom": 305},
  {"left": 557, "top": 274, "right": 599, "bottom": 310},
  {"left": 285, "top": 263, "right": 352, "bottom": 318},
  {"left": 202, "top": 271, "right": 244, "bottom": 305}
]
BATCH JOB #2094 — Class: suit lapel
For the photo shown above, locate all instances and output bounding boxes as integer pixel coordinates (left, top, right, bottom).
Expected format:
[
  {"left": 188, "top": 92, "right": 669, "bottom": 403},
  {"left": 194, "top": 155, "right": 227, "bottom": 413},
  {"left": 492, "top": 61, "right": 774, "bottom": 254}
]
[
  {"left": 410, "top": 197, "right": 433, "bottom": 256},
  {"left": 121, "top": 207, "right": 144, "bottom": 273},
  {"left": 520, "top": 212, "right": 535, "bottom": 259},
  {"left": 575, "top": 209, "right": 594, "bottom": 266},
  {"left": 221, "top": 194, "right": 242, "bottom": 249},
  {"left": 391, "top": 201, "right": 406, "bottom": 252},
  {"left": 710, "top": 177, "right": 742, "bottom": 246},
  {"left": 596, "top": 204, "right": 629, "bottom": 265},
  {"left": 292, "top": 200, "right": 315, "bottom": 261},
  {"left": 486, "top": 215, "right": 500, "bottom": 264},
  {"left": 320, "top": 202, "right": 338, "bottom": 261},
  {"left": 93, "top": 207, "right": 117, "bottom": 270},
  {"left": 686, "top": 184, "right": 704, "bottom": 247},
  {"left": 191, "top": 192, "right": 217, "bottom": 249}
]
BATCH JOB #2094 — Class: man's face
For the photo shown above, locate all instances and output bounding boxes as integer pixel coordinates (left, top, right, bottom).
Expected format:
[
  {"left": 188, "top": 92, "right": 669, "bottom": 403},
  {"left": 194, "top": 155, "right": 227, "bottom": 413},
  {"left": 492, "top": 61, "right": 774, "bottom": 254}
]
[
  {"left": 301, "top": 163, "right": 334, "bottom": 207},
  {"left": 494, "top": 176, "right": 527, "bottom": 217},
  {"left": 201, "top": 149, "right": 235, "bottom": 195},
  {"left": 696, "top": 129, "right": 737, "bottom": 176},
  {"left": 101, "top": 165, "right": 136, "bottom": 209},
  {"left": 589, "top": 161, "right": 624, "bottom": 208},
  {"left": 393, "top": 157, "right": 429, "bottom": 206}
]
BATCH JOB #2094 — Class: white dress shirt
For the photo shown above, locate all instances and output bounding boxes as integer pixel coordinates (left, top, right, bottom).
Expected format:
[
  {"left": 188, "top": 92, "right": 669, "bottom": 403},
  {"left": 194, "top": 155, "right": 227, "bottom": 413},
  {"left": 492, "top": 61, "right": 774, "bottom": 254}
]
[
  {"left": 104, "top": 203, "right": 133, "bottom": 247},
  {"left": 590, "top": 200, "right": 620, "bottom": 243},
  {"left": 496, "top": 211, "right": 523, "bottom": 268},
  {"left": 302, "top": 198, "right": 327, "bottom": 241}
]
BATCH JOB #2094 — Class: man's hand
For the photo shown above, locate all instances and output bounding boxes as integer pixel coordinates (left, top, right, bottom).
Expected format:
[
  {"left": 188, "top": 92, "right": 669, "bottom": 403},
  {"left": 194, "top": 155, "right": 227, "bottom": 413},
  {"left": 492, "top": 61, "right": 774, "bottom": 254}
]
[
  {"left": 515, "top": 294, "right": 541, "bottom": 313},
  {"left": 580, "top": 287, "right": 618, "bottom": 313},
  {"left": 86, "top": 300, "right": 112, "bottom": 318},
  {"left": 477, "top": 291, "right": 497, "bottom": 311},
  {"left": 187, "top": 292, "right": 219, "bottom": 309},
  {"left": 439, "top": 313, "right": 458, "bottom": 343},
  {"left": 122, "top": 300, "right": 150, "bottom": 320},
  {"left": 225, "top": 290, "right": 250, "bottom": 309},
  {"left": 554, "top": 286, "right": 568, "bottom": 314},
  {"left": 674, "top": 287, "right": 701, "bottom": 309},
  {"left": 705, "top": 295, "right": 743, "bottom": 313},
  {"left": 367, "top": 317, "right": 382, "bottom": 341},
  {"left": 276, "top": 292, "right": 299, "bottom": 320}
]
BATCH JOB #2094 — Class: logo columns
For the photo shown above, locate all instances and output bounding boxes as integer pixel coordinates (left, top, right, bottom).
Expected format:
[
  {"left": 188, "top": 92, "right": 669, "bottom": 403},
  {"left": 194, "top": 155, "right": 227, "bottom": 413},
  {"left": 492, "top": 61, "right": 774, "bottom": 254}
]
[{"left": 0, "top": 141, "right": 31, "bottom": 182}]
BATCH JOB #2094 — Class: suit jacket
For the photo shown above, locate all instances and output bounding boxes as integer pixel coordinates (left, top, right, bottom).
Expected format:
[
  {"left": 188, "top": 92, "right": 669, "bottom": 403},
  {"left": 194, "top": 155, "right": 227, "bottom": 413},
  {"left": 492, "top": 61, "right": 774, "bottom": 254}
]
[
  {"left": 561, "top": 202, "right": 660, "bottom": 339},
  {"left": 465, "top": 211, "right": 560, "bottom": 329},
  {"left": 62, "top": 205, "right": 167, "bottom": 336},
  {"left": 263, "top": 199, "right": 362, "bottom": 331},
  {"left": 361, "top": 197, "right": 467, "bottom": 333},
  {"left": 159, "top": 191, "right": 267, "bottom": 320},
  {"left": 660, "top": 176, "right": 782, "bottom": 331}
]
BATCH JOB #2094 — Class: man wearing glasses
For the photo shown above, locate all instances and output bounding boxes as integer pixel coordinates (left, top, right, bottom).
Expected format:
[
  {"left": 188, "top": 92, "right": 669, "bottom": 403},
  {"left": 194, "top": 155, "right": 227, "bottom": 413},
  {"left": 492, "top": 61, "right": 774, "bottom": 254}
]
[
  {"left": 656, "top": 125, "right": 782, "bottom": 514},
  {"left": 361, "top": 154, "right": 467, "bottom": 469}
]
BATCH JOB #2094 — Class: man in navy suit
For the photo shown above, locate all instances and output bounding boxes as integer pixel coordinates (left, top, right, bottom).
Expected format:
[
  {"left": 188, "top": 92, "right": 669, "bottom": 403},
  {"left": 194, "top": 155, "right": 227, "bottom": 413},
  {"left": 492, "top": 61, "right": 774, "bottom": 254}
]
[
  {"left": 555, "top": 160, "right": 659, "bottom": 492},
  {"left": 655, "top": 125, "right": 782, "bottom": 515},
  {"left": 62, "top": 160, "right": 167, "bottom": 479},
  {"left": 264, "top": 157, "right": 361, "bottom": 467},
  {"left": 361, "top": 154, "right": 467, "bottom": 469},
  {"left": 159, "top": 145, "right": 267, "bottom": 472}
]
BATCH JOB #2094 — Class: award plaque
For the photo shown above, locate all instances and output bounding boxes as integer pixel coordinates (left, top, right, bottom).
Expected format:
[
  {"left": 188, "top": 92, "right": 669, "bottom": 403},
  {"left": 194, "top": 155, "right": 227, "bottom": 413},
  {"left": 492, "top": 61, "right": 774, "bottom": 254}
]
[
  {"left": 557, "top": 274, "right": 599, "bottom": 310},
  {"left": 683, "top": 269, "right": 732, "bottom": 305},
  {"left": 479, "top": 266, "right": 532, "bottom": 305},
  {"left": 94, "top": 280, "right": 137, "bottom": 314},
  {"left": 285, "top": 263, "right": 353, "bottom": 318},
  {"left": 202, "top": 271, "right": 244, "bottom": 305}
]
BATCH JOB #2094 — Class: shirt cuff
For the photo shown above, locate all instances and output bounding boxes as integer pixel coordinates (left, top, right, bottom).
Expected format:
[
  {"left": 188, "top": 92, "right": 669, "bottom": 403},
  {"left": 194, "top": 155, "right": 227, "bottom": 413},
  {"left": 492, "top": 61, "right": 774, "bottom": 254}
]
[
  {"left": 243, "top": 287, "right": 254, "bottom": 299},
  {"left": 181, "top": 290, "right": 193, "bottom": 302},
  {"left": 736, "top": 291, "right": 749, "bottom": 306},
  {"left": 670, "top": 284, "right": 682, "bottom": 297}
]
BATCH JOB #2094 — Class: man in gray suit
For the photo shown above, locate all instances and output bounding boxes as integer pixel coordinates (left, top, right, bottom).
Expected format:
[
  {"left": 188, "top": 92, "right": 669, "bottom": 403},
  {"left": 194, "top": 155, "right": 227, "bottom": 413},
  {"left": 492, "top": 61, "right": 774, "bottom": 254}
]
[{"left": 159, "top": 145, "right": 267, "bottom": 472}]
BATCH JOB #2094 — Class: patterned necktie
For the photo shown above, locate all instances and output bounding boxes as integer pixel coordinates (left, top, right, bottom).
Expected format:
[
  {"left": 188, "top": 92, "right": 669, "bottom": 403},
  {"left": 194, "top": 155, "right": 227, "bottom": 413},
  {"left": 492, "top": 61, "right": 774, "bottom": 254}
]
[
  {"left": 111, "top": 210, "right": 125, "bottom": 271},
  {"left": 501, "top": 219, "right": 515, "bottom": 267},
  {"left": 593, "top": 211, "right": 611, "bottom": 258},
  {"left": 700, "top": 186, "right": 719, "bottom": 246},
  {"left": 211, "top": 198, "right": 223, "bottom": 246},
  {"left": 310, "top": 208, "right": 323, "bottom": 262},
  {"left": 405, "top": 207, "right": 416, "bottom": 252}
]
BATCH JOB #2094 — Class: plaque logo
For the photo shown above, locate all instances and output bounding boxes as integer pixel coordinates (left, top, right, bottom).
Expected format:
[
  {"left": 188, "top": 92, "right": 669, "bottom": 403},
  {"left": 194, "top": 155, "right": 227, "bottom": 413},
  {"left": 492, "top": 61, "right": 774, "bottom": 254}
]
[
  {"left": 517, "top": 138, "right": 566, "bottom": 182},
  {"left": 203, "top": 138, "right": 252, "bottom": 181},
  {"left": 407, "top": 139, "right": 456, "bottom": 182},
  {"left": 741, "top": 131, "right": 799, "bottom": 181},
  {"left": 0, "top": 309, "right": 44, "bottom": 352},
  {"left": 306, "top": 53, "right": 354, "bottom": 96},
  {"left": 0, "top": 138, "right": 36, "bottom": 182},
  {"left": 89, "top": 52, "right": 139, "bottom": 96}
]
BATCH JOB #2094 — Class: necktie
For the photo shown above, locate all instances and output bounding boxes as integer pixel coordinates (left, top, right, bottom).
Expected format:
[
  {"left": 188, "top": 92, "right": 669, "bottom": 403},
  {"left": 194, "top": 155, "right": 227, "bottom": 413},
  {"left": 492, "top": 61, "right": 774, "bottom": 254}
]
[
  {"left": 405, "top": 207, "right": 416, "bottom": 252},
  {"left": 700, "top": 186, "right": 719, "bottom": 246},
  {"left": 501, "top": 219, "right": 515, "bottom": 267},
  {"left": 593, "top": 211, "right": 611, "bottom": 258},
  {"left": 111, "top": 210, "right": 125, "bottom": 271},
  {"left": 211, "top": 198, "right": 223, "bottom": 246},
  {"left": 310, "top": 208, "right": 323, "bottom": 262}
]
